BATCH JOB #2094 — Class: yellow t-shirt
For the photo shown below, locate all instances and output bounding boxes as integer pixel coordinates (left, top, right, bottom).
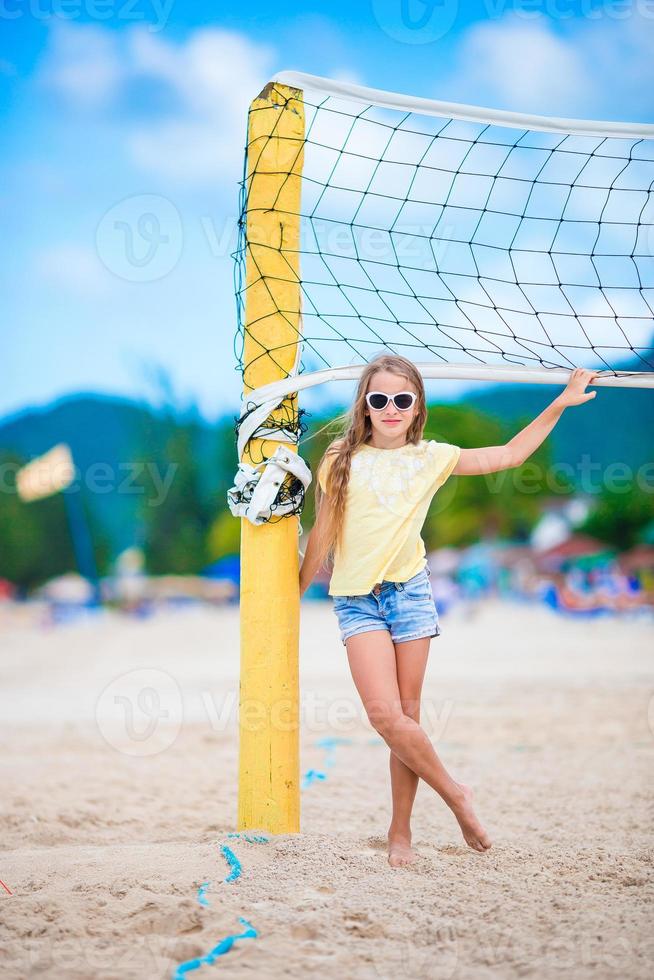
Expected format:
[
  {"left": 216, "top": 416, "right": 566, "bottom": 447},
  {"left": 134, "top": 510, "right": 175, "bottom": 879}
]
[{"left": 317, "top": 439, "right": 461, "bottom": 596}]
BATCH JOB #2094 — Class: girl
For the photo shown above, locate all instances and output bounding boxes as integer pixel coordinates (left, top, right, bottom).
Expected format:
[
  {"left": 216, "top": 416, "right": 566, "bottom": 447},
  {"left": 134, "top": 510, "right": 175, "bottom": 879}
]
[{"left": 299, "top": 353, "right": 598, "bottom": 867}]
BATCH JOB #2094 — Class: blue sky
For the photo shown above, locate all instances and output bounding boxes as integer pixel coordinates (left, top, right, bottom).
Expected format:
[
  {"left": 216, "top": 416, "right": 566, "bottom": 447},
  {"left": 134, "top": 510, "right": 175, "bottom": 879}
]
[{"left": 2, "top": 1, "right": 654, "bottom": 424}]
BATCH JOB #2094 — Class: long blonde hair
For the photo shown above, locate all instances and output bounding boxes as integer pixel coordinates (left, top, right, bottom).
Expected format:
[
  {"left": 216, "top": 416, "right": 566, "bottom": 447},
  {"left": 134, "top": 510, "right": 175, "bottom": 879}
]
[{"left": 314, "top": 353, "right": 428, "bottom": 565}]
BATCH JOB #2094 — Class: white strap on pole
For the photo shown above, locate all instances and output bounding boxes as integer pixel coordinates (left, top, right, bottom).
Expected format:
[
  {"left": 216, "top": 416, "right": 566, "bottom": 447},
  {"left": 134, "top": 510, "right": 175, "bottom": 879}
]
[
  {"left": 227, "top": 444, "right": 312, "bottom": 526},
  {"left": 231, "top": 343, "right": 311, "bottom": 527}
]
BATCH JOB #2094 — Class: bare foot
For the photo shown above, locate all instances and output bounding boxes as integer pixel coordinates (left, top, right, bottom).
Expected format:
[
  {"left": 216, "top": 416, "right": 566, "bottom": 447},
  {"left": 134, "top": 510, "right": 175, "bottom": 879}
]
[
  {"left": 387, "top": 830, "right": 419, "bottom": 868},
  {"left": 451, "top": 783, "right": 492, "bottom": 852}
]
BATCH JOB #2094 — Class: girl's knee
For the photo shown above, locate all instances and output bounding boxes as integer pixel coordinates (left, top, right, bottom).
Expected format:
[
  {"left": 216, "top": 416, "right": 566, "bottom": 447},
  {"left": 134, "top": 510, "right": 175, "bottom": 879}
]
[{"left": 369, "top": 708, "right": 414, "bottom": 738}]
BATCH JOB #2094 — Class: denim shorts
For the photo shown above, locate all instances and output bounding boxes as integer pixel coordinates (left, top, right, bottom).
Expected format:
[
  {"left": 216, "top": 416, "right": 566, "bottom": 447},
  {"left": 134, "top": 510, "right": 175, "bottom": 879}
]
[{"left": 331, "top": 566, "right": 441, "bottom": 646}]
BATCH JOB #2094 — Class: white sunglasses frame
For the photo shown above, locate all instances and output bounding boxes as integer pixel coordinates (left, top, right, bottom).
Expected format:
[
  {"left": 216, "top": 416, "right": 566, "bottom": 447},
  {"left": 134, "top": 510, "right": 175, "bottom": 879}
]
[{"left": 365, "top": 390, "right": 418, "bottom": 412}]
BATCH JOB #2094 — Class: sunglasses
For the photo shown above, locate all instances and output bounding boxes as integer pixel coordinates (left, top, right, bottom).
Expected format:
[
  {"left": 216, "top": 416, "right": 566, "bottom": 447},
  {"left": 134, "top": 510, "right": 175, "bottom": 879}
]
[{"left": 365, "top": 391, "right": 417, "bottom": 412}]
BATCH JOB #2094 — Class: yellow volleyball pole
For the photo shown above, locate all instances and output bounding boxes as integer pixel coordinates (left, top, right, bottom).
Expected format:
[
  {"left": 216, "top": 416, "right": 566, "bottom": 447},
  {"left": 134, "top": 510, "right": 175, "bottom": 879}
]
[{"left": 238, "top": 81, "right": 305, "bottom": 834}]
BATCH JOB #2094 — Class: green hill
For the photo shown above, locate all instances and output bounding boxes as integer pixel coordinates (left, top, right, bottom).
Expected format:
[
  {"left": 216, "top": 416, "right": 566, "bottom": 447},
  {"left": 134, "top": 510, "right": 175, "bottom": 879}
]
[
  {"left": 0, "top": 393, "right": 235, "bottom": 558},
  {"left": 1, "top": 368, "right": 652, "bottom": 564},
  {"left": 466, "top": 380, "right": 654, "bottom": 473}
]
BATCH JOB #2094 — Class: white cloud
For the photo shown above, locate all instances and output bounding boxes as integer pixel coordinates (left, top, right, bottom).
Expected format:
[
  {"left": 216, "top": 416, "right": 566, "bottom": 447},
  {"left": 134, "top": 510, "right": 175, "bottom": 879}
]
[
  {"left": 37, "top": 22, "right": 124, "bottom": 109},
  {"left": 457, "top": 16, "right": 591, "bottom": 114},
  {"left": 581, "top": 12, "right": 654, "bottom": 113},
  {"left": 124, "top": 27, "right": 276, "bottom": 181},
  {"left": 439, "top": 11, "right": 654, "bottom": 120},
  {"left": 35, "top": 22, "right": 276, "bottom": 184},
  {"left": 35, "top": 21, "right": 366, "bottom": 185},
  {"left": 128, "top": 26, "right": 274, "bottom": 120}
]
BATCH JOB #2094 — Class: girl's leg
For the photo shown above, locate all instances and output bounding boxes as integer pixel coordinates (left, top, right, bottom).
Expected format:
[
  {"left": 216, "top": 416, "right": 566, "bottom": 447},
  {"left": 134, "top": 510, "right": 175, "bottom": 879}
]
[
  {"left": 345, "top": 629, "right": 491, "bottom": 853},
  {"left": 387, "top": 637, "right": 430, "bottom": 867}
]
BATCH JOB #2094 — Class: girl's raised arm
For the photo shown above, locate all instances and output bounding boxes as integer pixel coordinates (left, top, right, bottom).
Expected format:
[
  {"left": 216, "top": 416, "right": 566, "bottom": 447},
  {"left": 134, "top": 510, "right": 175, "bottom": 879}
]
[{"left": 452, "top": 367, "right": 599, "bottom": 477}]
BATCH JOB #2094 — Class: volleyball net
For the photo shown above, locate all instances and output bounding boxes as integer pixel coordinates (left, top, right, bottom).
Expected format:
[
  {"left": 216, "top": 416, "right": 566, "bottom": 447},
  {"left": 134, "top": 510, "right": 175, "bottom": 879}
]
[
  {"left": 230, "top": 71, "right": 654, "bottom": 834},
  {"left": 233, "top": 72, "right": 654, "bottom": 463}
]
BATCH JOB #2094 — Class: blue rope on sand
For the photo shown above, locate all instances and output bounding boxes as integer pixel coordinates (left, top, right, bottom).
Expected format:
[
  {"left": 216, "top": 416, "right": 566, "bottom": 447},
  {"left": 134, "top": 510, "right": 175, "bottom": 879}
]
[
  {"left": 196, "top": 881, "right": 211, "bottom": 908},
  {"left": 171, "top": 919, "right": 257, "bottom": 978},
  {"left": 172, "top": 835, "right": 269, "bottom": 979},
  {"left": 219, "top": 844, "right": 242, "bottom": 883},
  {"left": 227, "top": 832, "right": 269, "bottom": 843},
  {"left": 173, "top": 737, "right": 363, "bottom": 977}
]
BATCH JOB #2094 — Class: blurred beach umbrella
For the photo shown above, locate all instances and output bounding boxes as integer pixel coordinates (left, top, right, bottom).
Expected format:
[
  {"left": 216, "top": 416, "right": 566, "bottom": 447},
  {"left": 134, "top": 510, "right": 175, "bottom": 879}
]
[
  {"left": 16, "top": 443, "right": 99, "bottom": 598},
  {"left": 114, "top": 547, "right": 145, "bottom": 576},
  {"left": 534, "top": 534, "right": 612, "bottom": 573},
  {"left": 530, "top": 511, "right": 570, "bottom": 552},
  {"left": 15, "top": 443, "right": 74, "bottom": 502},
  {"left": 202, "top": 553, "right": 240, "bottom": 584},
  {"left": 107, "top": 547, "right": 147, "bottom": 605},
  {"left": 36, "top": 572, "right": 95, "bottom": 603}
]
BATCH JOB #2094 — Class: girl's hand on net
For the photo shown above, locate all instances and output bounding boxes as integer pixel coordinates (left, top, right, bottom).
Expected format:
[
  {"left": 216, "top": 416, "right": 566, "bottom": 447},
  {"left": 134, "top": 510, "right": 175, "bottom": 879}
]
[{"left": 557, "top": 367, "right": 599, "bottom": 408}]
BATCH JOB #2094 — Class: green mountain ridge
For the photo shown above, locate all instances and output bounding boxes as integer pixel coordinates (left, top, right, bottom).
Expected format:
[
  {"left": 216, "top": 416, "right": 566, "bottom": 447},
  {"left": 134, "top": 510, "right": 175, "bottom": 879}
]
[
  {"left": 1, "top": 370, "right": 652, "bottom": 560},
  {"left": 0, "top": 393, "right": 236, "bottom": 557}
]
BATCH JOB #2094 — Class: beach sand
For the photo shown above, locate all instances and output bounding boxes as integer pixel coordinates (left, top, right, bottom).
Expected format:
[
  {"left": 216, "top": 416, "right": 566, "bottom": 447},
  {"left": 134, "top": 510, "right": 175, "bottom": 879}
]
[{"left": 1, "top": 598, "right": 653, "bottom": 979}]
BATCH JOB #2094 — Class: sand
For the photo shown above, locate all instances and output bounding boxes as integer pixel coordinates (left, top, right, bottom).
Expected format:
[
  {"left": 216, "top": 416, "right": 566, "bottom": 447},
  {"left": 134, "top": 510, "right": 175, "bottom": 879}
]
[{"left": 1, "top": 597, "right": 653, "bottom": 979}]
